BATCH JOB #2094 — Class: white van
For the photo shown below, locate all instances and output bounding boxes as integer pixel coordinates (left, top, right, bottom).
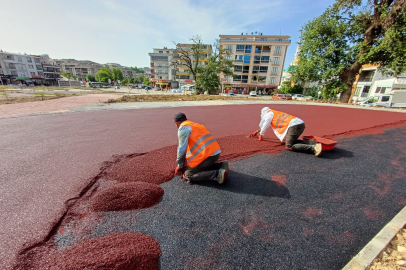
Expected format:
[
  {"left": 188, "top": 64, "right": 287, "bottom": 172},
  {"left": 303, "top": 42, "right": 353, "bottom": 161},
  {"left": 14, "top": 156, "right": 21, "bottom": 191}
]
[{"left": 358, "top": 90, "right": 406, "bottom": 108}]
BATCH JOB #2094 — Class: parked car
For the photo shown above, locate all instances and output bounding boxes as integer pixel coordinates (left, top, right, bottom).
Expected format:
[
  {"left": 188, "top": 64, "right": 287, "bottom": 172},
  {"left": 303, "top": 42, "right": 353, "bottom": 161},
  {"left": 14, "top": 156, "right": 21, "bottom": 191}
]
[
  {"left": 357, "top": 91, "right": 406, "bottom": 108},
  {"left": 145, "top": 86, "right": 152, "bottom": 90},
  {"left": 272, "top": 93, "right": 292, "bottom": 100},
  {"left": 249, "top": 91, "right": 257, "bottom": 96},
  {"left": 227, "top": 90, "right": 237, "bottom": 96},
  {"left": 292, "top": 94, "right": 306, "bottom": 100}
]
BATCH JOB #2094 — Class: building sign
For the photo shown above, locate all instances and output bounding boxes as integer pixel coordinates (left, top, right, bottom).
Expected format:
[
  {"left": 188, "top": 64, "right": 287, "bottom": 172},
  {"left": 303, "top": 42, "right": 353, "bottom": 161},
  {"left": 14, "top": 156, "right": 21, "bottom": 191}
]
[
  {"left": 184, "top": 80, "right": 193, "bottom": 82},
  {"left": 149, "top": 78, "right": 157, "bottom": 82},
  {"left": 32, "top": 76, "right": 42, "bottom": 78},
  {"left": 221, "top": 78, "right": 227, "bottom": 81},
  {"left": 158, "top": 80, "right": 169, "bottom": 83}
]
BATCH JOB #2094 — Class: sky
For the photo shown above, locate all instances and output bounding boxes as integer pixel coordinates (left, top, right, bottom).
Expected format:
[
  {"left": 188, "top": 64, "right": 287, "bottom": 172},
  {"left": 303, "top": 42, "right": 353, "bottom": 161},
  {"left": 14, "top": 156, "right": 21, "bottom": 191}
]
[{"left": 1, "top": 0, "right": 336, "bottom": 70}]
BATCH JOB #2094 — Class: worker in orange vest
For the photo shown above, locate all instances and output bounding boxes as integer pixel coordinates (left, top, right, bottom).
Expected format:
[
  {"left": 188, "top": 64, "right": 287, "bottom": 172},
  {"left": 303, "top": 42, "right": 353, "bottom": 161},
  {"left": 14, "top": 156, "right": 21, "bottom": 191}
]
[
  {"left": 249, "top": 107, "right": 322, "bottom": 156},
  {"left": 174, "top": 112, "right": 229, "bottom": 184}
]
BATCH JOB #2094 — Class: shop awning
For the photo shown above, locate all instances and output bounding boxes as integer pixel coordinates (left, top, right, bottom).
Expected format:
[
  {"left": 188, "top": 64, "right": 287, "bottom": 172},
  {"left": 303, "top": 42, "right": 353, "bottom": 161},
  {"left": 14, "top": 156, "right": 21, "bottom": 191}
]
[
  {"left": 156, "top": 82, "right": 169, "bottom": 85},
  {"left": 15, "top": 77, "right": 26, "bottom": 80}
]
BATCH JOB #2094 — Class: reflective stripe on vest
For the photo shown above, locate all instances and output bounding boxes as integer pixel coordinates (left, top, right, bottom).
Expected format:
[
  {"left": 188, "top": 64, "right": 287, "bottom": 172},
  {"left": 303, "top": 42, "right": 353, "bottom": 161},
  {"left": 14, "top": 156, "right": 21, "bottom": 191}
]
[
  {"left": 269, "top": 109, "right": 297, "bottom": 134},
  {"left": 180, "top": 120, "right": 221, "bottom": 167}
]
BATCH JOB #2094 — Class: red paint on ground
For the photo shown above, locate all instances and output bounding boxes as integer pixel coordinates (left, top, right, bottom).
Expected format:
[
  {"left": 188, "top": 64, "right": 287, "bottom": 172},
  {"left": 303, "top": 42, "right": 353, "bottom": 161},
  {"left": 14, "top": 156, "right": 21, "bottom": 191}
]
[
  {"left": 47, "top": 233, "right": 160, "bottom": 270},
  {"left": 80, "top": 213, "right": 87, "bottom": 219},
  {"left": 398, "top": 196, "right": 406, "bottom": 206},
  {"left": 302, "top": 207, "right": 323, "bottom": 218},
  {"left": 326, "top": 231, "right": 355, "bottom": 245},
  {"left": 90, "top": 182, "right": 164, "bottom": 212},
  {"left": 272, "top": 175, "right": 287, "bottom": 186},
  {"left": 369, "top": 173, "right": 392, "bottom": 195},
  {"left": 362, "top": 206, "right": 385, "bottom": 220},
  {"left": 303, "top": 227, "right": 315, "bottom": 236}
]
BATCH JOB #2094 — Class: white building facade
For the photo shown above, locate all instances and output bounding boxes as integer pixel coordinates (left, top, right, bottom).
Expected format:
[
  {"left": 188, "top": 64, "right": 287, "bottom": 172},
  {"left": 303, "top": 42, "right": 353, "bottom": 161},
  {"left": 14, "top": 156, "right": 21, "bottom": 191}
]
[{"left": 219, "top": 34, "right": 291, "bottom": 93}]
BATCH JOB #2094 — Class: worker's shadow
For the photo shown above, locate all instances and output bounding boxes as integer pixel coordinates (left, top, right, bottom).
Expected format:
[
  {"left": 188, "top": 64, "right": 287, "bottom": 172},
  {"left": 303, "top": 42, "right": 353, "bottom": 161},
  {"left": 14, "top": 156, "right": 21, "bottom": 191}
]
[
  {"left": 198, "top": 171, "right": 291, "bottom": 199},
  {"left": 319, "top": 147, "right": 354, "bottom": 160}
]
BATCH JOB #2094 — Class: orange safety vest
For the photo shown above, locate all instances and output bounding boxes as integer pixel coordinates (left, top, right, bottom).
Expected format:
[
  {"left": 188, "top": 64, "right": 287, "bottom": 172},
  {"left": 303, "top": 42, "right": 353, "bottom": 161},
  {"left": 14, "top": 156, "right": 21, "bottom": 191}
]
[
  {"left": 180, "top": 120, "right": 221, "bottom": 168},
  {"left": 269, "top": 109, "right": 298, "bottom": 134}
]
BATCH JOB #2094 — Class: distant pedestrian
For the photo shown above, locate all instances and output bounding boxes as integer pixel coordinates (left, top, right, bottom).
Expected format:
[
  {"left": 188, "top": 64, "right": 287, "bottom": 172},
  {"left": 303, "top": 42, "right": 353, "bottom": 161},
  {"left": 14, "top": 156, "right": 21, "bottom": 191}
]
[{"left": 19, "top": 82, "right": 23, "bottom": 90}]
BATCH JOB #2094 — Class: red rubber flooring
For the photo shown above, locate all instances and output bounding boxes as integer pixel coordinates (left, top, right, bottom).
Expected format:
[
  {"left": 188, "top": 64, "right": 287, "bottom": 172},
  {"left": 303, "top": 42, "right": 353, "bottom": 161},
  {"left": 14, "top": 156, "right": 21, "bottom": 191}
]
[{"left": 1, "top": 104, "right": 406, "bottom": 269}]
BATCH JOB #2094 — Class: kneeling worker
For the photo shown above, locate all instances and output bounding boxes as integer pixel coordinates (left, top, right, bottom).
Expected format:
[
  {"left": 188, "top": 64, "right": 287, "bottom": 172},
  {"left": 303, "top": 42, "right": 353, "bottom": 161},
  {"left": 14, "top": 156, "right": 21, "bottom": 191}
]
[
  {"left": 249, "top": 107, "right": 322, "bottom": 156},
  {"left": 174, "top": 112, "right": 229, "bottom": 184}
]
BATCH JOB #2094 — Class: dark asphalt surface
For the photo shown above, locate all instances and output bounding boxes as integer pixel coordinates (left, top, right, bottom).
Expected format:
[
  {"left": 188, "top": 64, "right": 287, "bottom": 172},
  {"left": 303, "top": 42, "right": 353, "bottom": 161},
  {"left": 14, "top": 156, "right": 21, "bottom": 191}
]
[
  {"left": 1, "top": 104, "right": 406, "bottom": 269},
  {"left": 80, "top": 127, "right": 406, "bottom": 270}
]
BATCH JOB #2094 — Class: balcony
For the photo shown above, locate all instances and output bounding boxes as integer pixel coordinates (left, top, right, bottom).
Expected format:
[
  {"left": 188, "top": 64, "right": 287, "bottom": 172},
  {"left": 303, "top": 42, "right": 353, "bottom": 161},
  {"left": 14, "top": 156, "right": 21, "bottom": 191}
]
[
  {"left": 3, "top": 57, "right": 15, "bottom": 61},
  {"left": 358, "top": 76, "right": 374, "bottom": 82},
  {"left": 6, "top": 66, "right": 16, "bottom": 70}
]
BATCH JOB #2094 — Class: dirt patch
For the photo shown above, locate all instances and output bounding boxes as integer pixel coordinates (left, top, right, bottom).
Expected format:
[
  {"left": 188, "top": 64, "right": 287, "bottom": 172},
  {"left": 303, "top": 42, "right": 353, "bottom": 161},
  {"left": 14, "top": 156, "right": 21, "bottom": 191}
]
[
  {"left": 109, "top": 94, "right": 255, "bottom": 103},
  {"left": 0, "top": 94, "right": 75, "bottom": 105},
  {"left": 90, "top": 182, "right": 164, "bottom": 212},
  {"left": 368, "top": 226, "right": 406, "bottom": 270}
]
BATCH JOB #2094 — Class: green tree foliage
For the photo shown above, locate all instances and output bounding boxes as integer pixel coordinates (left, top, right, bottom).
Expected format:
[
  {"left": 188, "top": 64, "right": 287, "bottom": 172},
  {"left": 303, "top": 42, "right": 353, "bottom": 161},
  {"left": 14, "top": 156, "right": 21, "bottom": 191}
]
[
  {"left": 121, "top": 78, "right": 128, "bottom": 85},
  {"left": 130, "top": 66, "right": 144, "bottom": 73},
  {"left": 86, "top": 74, "right": 95, "bottom": 82},
  {"left": 143, "top": 77, "right": 151, "bottom": 86},
  {"left": 196, "top": 41, "right": 234, "bottom": 94},
  {"left": 279, "top": 81, "right": 304, "bottom": 95},
  {"left": 61, "top": 71, "right": 73, "bottom": 79},
  {"left": 129, "top": 77, "right": 136, "bottom": 84},
  {"left": 96, "top": 65, "right": 113, "bottom": 83},
  {"left": 292, "top": 0, "right": 406, "bottom": 103},
  {"left": 112, "top": 68, "right": 124, "bottom": 82},
  {"left": 136, "top": 75, "right": 145, "bottom": 83}
]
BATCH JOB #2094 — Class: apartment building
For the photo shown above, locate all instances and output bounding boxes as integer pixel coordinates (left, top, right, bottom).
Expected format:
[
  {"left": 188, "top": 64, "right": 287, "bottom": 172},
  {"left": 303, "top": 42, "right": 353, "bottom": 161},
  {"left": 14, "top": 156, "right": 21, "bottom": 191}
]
[
  {"left": 219, "top": 34, "right": 291, "bottom": 93},
  {"left": 351, "top": 64, "right": 406, "bottom": 102},
  {"left": 55, "top": 59, "right": 103, "bottom": 79},
  {"left": 0, "top": 51, "right": 43, "bottom": 85},
  {"left": 149, "top": 48, "right": 175, "bottom": 87},
  {"left": 105, "top": 63, "right": 133, "bottom": 79}
]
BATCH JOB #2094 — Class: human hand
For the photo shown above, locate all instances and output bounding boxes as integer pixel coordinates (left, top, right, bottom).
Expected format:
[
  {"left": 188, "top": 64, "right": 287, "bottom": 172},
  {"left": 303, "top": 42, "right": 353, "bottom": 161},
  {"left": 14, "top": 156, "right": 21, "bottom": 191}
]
[{"left": 175, "top": 166, "right": 182, "bottom": 175}]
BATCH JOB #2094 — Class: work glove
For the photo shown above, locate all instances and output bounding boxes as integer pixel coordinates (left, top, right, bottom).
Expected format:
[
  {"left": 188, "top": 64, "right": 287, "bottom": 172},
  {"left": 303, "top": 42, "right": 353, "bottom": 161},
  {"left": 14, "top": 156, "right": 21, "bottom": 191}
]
[
  {"left": 175, "top": 166, "right": 182, "bottom": 175},
  {"left": 249, "top": 131, "right": 259, "bottom": 137},
  {"left": 258, "top": 135, "right": 263, "bottom": 141}
]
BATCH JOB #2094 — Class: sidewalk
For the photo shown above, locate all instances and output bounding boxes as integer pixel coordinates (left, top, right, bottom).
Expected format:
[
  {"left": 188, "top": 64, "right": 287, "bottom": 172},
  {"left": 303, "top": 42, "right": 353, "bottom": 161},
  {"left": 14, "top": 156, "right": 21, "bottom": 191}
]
[{"left": 0, "top": 94, "right": 120, "bottom": 119}]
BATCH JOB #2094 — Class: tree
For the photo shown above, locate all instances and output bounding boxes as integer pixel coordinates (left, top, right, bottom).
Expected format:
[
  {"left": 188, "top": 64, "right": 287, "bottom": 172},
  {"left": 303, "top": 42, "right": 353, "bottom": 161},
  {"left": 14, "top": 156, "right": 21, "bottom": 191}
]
[
  {"left": 136, "top": 75, "right": 145, "bottom": 83},
  {"left": 170, "top": 35, "right": 208, "bottom": 86},
  {"left": 61, "top": 71, "right": 73, "bottom": 80},
  {"left": 112, "top": 68, "right": 124, "bottom": 82},
  {"left": 292, "top": 0, "right": 406, "bottom": 103},
  {"left": 130, "top": 66, "right": 144, "bottom": 73},
  {"left": 143, "top": 77, "right": 151, "bottom": 86},
  {"left": 279, "top": 81, "right": 304, "bottom": 95},
  {"left": 196, "top": 40, "right": 234, "bottom": 94},
  {"left": 86, "top": 74, "right": 95, "bottom": 82},
  {"left": 96, "top": 65, "right": 113, "bottom": 83},
  {"left": 129, "top": 77, "right": 136, "bottom": 84},
  {"left": 121, "top": 78, "right": 128, "bottom": 85}
]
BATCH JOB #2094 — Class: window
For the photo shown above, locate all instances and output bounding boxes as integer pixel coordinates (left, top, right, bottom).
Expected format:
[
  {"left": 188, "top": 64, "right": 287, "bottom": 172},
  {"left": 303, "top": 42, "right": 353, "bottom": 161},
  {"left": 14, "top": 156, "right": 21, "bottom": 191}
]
[
  {"left": 166, "top": 51, "right": 169, "bottom": 53},
  {"left": 361, "top": 86, "right": 370, "bottom": 97},
  {"left": 258, "top": 76, "right": 266, "bottom": 82},
  {"left": 354, "top": 86, "right": 362, "bottom": 96},
  {"left": 234, "top": 66, "right": 242, "bottom": 72},
  {"left": 34, "top": 58, "right": 40, "bottom": 63},
  {"left": 381, "top": 96, "right": 390, "bottom": 102},
  {"left": 261, "top": 56, "right": 269, "bottom": 63},
  {"left": 236, "top": 45, "right": 244, "bottom": 51},
  {"left": 271, "top": 67, "right": 278, "bottom": 75},
  {"left": 27, "top": 58, "right": 32, "bottom": 63},
  {"left": 226, "top": 45, "right": 233, "bottom": 53},
  {"left": 254, "top": 55, "right": 261, "bottom": 64},
  {"left": 260, "top": 38, "right": 267, "bottom": 41},
  {"left": 234, "top": 75, "right": 241, "bottom": 81},
  {"left": 275, "top": 46, "right": 282, "bottom": 54},
  {"left": 260, "top": 66, "right": 268, "bottom": 73},
  {"left": 225, "top": 38, "right": 231, "bottom": 41},
  {"left": 17, "top": 57, "right": 23, "bottom": 62},
  {"left": 243, "top": 55, "right": 250, "bottom": 63},
  {"left": 226, "top": 55, "right": 232, "bottom": 60},
  {"left": 269, "top": 77, "right": 277, "bottom": 84},
  {"left": 242, "top": 75, "right": 248, "bottom": 83},
  {"left": 159, "top": 51, "right": 163, "bottom": 53},
  {"left": 235, "top": 55, "right": 243, "bottom": 62},
  {"left": 245, "top": 45, "right": 252, "bottom": 53},
  {"left": 273, "top": 57, "right": 280, "bottom": 65},
  {"left": 31, "top": 72, "right": 35, "bottom": 76},
  {"left": 240, "top": 38, "right": 247, "bottom": 41},
  {"left": 252, "top": 66, "right": 259, "bottom": 74},
  {"left": 243, "top": 66, "right": 250, "bottom": 73},
  {"left": 252, "top": 75, "right": 258, "bottom": 81},
  {"left": 28, "top": 64, "right": 34, "bottom": 68},
  {"left": 255, "top": 46, "right": 261, "bottom": 54}
]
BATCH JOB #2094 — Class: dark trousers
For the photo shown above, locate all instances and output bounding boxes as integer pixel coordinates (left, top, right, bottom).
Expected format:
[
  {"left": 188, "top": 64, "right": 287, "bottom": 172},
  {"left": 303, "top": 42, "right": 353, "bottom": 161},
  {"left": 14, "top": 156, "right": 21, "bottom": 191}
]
[
  {"left": 184, "top": 154, "right": 221, "bottom": 182},
  {"left": 285, "top": 123, "right": 314, "bottom": 152}
]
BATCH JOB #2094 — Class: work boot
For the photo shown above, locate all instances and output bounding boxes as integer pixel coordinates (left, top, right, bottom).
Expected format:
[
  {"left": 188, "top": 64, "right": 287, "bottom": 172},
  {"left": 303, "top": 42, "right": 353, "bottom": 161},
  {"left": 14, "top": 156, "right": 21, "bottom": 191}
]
[
  {"left": 314, "top": 143, "right": 322, "bottom": 157},
  {"left": 217, "top": 161, "right": 229, "bottom": 184}
]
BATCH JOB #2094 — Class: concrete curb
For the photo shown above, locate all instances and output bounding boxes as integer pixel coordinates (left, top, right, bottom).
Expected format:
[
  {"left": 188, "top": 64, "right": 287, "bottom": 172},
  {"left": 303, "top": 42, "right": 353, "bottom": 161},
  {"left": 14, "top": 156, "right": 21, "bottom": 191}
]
[{"left": 342, "top": 206, "right": 406, "bottom": 270}]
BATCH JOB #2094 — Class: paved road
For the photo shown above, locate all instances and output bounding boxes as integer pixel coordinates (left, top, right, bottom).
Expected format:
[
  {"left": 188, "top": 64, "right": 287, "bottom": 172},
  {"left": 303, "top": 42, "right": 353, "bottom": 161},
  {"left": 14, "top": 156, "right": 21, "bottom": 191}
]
[{"left": 1, "top": 104, "right": 406, "bottom": 269}]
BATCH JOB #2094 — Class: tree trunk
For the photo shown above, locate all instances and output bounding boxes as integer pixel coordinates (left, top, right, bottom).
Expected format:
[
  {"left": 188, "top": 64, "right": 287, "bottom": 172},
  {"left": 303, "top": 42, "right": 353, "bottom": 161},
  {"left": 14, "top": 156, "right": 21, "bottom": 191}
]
[{"left": 339, "top": 61, "right": 362, "bottom": 103}]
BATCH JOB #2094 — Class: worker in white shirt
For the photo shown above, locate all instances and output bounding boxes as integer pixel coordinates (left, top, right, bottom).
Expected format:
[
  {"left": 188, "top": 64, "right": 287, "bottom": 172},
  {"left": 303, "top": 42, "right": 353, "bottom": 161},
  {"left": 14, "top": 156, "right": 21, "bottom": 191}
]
[{"left": 249, "top": 107, "right": 322, "bottom": 156}]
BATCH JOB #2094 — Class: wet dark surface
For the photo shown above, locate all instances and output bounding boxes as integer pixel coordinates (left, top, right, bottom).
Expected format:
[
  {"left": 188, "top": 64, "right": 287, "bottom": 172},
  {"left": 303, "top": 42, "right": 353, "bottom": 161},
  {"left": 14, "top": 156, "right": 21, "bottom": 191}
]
[{"left": 85, "top": 127, "right": 406, "bottom": 270}]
